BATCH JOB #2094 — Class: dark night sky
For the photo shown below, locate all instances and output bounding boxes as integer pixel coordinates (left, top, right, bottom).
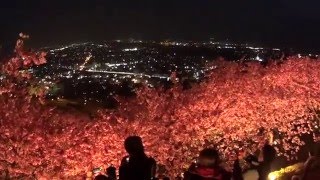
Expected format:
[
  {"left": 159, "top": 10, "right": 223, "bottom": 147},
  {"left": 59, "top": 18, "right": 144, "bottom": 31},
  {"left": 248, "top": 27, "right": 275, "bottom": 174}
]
[{"left": 0, "top": 0, "right": 319, "bottom": 51}]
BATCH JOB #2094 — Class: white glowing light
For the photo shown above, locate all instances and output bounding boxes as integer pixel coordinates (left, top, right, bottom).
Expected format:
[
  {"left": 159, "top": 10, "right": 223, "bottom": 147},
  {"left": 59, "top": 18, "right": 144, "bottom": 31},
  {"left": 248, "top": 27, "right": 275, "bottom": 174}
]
[
  {"left": 79, "top": 53, "right": 93, "bottom": 71},
  {"left": 255, "top": 55, "right": 263, "bottom": 62},
  {"left": 123, "top": 48, "right": 138, "bottom": 52}
]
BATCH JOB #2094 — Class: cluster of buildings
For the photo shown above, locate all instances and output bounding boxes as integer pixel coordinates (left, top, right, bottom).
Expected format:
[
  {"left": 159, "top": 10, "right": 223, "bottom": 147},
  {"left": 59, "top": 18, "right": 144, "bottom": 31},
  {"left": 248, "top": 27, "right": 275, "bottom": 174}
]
[{"left": 31, "top": 39, "right": 285, "bottom": 105}]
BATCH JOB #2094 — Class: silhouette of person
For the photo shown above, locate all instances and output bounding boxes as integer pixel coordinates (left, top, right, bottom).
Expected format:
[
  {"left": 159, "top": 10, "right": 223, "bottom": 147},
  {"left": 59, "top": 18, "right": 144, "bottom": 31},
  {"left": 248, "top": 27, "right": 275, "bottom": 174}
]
[
  {"left": 94, "top": 174, "right": 109, "bottom": 180},
  {"left": 236, "top": 144, "right": 276, "bottom": 180},
  {"left": 257, "top": 144, "right": 276, "bottom": 180},
  {"left": 106, "top": 166, "right": 117, "bottom": 180},
  {"left": 184, "top": 148, "right": 231, "bottom": 180},
  {"left": 119, "top": 136, "right": 156, "bottom": 180},
  {"left": 293, "top": 143, "right": 320, "bottom": 180}
]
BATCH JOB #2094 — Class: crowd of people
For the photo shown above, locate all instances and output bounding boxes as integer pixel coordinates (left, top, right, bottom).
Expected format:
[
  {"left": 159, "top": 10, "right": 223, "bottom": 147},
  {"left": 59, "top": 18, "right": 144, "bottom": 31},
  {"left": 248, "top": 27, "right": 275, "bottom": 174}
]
[{"left": 87, "top": 136, "right": 320, "bottom": 180}]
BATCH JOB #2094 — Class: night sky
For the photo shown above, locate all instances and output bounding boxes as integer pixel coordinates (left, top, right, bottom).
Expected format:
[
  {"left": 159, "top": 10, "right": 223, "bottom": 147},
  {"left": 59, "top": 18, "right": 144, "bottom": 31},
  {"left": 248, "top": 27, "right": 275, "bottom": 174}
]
[{"left": 1, "top": 0, "right": 319, "bottom": 51}]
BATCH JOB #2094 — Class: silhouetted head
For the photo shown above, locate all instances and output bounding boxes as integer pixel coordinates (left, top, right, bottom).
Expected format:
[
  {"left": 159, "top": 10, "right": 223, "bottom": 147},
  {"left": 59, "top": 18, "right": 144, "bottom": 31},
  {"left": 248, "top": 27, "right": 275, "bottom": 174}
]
[
  {"left": 94, "top": 175, "right": 109, "bottom": 180},
  {"left": 106, "top": 166, "right": 116, "bottom": 178},
  {"left": 124, "top": 136, "right": 145, "bottom": 156},
  {"left": 262, "top": 144, "right": 276, "bottom": 163},
  {"left": 198, "top": 148, "right": 220, "bottom": 167}
]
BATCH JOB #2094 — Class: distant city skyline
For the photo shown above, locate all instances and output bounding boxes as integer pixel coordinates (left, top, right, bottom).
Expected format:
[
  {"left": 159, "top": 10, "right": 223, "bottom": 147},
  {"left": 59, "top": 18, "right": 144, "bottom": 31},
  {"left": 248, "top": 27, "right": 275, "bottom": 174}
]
[{"left": 32, "top": 40, "right": 287, "bottom": 104}]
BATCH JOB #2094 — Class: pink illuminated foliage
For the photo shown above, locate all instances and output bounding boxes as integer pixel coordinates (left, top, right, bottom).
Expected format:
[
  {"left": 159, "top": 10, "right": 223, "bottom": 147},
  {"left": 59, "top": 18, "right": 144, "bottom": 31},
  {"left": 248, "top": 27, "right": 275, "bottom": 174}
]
[{"left": 0, "top": 35, "right": 320, "bottom": 178}]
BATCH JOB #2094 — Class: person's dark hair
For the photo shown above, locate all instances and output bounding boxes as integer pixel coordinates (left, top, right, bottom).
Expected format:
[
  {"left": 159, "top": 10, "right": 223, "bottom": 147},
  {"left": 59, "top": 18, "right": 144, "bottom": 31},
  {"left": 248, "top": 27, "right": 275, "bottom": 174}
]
[
  {"left": 106, "top": 166, "right": 116, "bottom": 180},
  {"left": 120, "top": 136, "right": 156, "bottom": 180},
  {"left": 94, "top": 174, "right": 109, "bottom": 180},
  {"left": 198, "top": 148, "right": 220, "bottom": 166},
  {"left": 200, "top": 148, "right": 219, "bottom": 159},
  {"left": 262, "top": 144, "right": 276, "bottom": 163},
  {"left": 124, "top": 136, "right": 145, "bottom": 156}
]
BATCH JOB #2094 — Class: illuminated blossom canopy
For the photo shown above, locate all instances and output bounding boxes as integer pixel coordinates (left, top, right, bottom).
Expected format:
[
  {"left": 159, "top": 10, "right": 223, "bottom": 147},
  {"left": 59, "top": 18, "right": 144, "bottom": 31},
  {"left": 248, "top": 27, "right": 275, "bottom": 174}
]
[{"left": 0, "top": 36, "right": 320, "bottom": 178}]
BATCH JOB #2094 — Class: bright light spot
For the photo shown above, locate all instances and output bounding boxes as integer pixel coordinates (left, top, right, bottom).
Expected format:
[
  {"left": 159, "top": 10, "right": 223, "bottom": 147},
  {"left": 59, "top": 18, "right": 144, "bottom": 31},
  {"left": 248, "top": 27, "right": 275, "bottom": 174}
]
[
  {"left": 268, "top": 172, "right": 278, "bottom": 180},
  {"left": 123, "top": 48, "right": 138, "bottom": 52},
  {"left": 255, "top": 55, "right": 263, "bottom": 62},
  {"left": 79, "top": 53, "right": 93, "bottom": 71}
]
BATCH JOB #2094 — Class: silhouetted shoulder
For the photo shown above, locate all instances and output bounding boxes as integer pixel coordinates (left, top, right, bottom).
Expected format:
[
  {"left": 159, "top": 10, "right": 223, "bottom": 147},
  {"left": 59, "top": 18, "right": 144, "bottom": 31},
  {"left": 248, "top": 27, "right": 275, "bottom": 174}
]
[
  {"left": 120, "top": 156, "right": 130, "bottom": 165},
  {"left": 148, "top": 157, "right": 156, "bottom": 164}
]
